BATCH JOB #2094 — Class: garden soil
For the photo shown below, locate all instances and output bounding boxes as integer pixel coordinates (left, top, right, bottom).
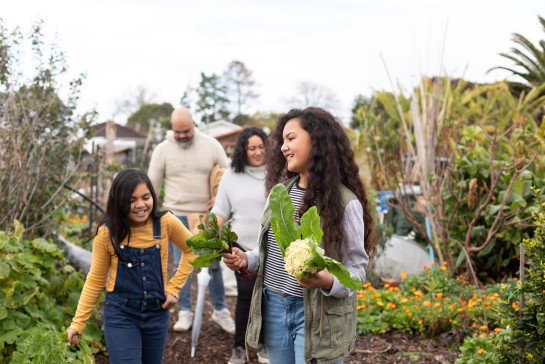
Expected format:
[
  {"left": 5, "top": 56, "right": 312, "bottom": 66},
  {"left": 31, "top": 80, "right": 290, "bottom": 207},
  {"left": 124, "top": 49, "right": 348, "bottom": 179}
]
[{"left": 96, "top": 267, "right": 460, "bottom": 364}]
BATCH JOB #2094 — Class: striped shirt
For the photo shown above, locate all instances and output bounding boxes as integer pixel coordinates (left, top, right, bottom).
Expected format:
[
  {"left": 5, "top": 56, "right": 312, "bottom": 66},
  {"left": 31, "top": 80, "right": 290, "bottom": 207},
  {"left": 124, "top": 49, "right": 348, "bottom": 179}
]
[
  {"left": 264, "top": 183, "right": 306, "bottom": 297},
  {"left": 69, "top": 212, "right": 196, "bottom": 334}
]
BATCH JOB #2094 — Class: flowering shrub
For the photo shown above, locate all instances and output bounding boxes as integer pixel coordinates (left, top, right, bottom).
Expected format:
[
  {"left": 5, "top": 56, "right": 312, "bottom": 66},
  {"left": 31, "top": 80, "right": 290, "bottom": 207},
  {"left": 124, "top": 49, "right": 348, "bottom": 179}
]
[{"left": 357, "top": 262, "right": 502, "bottom": 337}]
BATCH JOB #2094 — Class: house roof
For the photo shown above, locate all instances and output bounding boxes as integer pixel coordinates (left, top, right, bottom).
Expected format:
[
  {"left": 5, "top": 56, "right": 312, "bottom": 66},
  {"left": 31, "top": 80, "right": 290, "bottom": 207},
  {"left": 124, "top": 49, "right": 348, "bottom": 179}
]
[
  {"left": 199, "top": 120, "right": 241, "bottom": 138},
  {"left": 93, "top": 122, "right": 147, "bottom": 139}
]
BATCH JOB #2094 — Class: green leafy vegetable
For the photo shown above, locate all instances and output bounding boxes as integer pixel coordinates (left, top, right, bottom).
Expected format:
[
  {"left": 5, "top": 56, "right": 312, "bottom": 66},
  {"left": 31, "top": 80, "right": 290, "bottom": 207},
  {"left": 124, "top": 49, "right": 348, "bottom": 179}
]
[
  {"left": 186, "top": 213, "right": 238, "bottom": 268},
  {"left": 270, "top": 183, "right": 363, "bottom": 290}
]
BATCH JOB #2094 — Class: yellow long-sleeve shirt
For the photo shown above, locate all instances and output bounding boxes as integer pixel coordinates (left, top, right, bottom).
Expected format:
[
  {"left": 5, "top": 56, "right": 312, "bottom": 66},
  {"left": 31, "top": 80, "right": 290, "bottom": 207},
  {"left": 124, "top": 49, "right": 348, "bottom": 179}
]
[{"left": 69, "top": 212, "right": 196, "bottom": 334}]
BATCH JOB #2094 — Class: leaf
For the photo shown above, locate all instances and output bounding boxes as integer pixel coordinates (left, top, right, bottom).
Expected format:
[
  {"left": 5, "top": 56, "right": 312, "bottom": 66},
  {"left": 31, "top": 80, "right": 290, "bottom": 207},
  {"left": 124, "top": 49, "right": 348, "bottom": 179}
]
[
  {"left": 0, "top": 263, "right": 9, "bottom": 279},
  {"left": 323, "top": 257, "right": 362, "bottom": 290},
  {"left": 190, "top": 253, "right": 224, "bottom": 268},
  {"left": 305, "top": 236, "right": 326, "bottom": 269},
  {"left": 300, "top": 207, "right": 324, "bottom": 247},
  {"left": 269, "top": 184, "right": 301, "bottom": 257}
]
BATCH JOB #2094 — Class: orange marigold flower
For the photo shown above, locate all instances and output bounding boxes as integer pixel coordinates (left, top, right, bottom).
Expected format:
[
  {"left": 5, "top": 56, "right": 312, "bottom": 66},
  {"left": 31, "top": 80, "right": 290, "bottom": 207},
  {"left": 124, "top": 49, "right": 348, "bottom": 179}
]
[
  {"left": 430, "top": 261, "right": 435, "bottom": 266},
  {"left": 436, "top": 292, "right": 443, "bottom": 298},
  {"left": 423, "top": 265, "right": 429, "bottom": 270},
  {"left": 401, "top": 298, "right": 409, "bottom": 303},
  {"left": 477, "top": 348, "right": 484, "bottom": 355},
  {"left": 401, "top": 272, "right": 407, "bottom": 280},
  {"left": 377, "top": 300, "right": 384, "bottom": 307},
  {"left": 480, "top": 325, "right": 488, "bottom": 332},
  {"left": 422, "top": 300, "right": 431, "bottom": 307},
  {"left": 384, "top": 283, "right": 391, "bottom": 288},
  {"left": 363, "top": 282, "right": 372, "bottom": 288},
  {"left": 494, "top": 328, "right": 502, "bottom": 333},
  {"left": 433, "top": 302, "right": 441, "bottom": 309},
  {"left": 418, "top": 320, "right": 422, "bottom": 325},
  {"left": 472, "top": 323, "right": 477, "bottom": 328},
  {"left": 513, "top": 277, "right": 518, "bottom": 280},
  {"left": 440, "top": 265, "right": 447, "bottom": 271}
]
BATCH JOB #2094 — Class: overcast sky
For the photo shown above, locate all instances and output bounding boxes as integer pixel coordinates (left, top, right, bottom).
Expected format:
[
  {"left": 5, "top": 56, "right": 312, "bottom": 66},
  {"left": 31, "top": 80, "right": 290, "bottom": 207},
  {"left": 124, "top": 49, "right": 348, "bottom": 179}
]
[{"left": 3, "top": 0, "right": 544, "bottom": 124}]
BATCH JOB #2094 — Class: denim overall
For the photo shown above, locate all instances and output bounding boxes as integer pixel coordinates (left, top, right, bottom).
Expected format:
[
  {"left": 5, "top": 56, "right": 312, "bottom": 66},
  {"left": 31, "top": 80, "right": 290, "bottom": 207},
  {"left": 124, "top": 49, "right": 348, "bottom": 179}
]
[{"left": 103, "top": 218, "right": 170, "bottom": 364}]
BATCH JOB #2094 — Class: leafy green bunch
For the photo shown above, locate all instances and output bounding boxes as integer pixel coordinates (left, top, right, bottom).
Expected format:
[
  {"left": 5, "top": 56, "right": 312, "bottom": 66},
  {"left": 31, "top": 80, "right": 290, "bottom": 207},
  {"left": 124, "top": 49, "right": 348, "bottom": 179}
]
[
  {"left": 269, "top": 184, "right": 362, "bottom": 290},
  {"left": 186, "top": 213, "right": 238, "bottom": 268},
  {"left": 185, "top": 213, "right": 258, "bottom": 279}
]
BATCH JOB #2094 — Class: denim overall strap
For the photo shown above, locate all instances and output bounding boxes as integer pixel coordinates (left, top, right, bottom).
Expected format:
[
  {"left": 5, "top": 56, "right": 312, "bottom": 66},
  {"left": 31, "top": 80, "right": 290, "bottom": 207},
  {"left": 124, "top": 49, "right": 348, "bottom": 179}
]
[{"left": 106, "top": 217, "right": 165, "bottom": 308}]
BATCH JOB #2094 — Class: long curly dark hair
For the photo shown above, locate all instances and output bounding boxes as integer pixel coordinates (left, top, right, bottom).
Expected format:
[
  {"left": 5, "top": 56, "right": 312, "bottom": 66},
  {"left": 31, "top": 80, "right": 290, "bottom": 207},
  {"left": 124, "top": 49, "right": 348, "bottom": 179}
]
[
  {"left": 231, "top": 127, "right": 268, "bottom": 173},
  {"left": 94, "top": 168, "right": 167, "bottom": 258},
  {"left": 265, "top": 107, "right": 376, "bottom": 258}
]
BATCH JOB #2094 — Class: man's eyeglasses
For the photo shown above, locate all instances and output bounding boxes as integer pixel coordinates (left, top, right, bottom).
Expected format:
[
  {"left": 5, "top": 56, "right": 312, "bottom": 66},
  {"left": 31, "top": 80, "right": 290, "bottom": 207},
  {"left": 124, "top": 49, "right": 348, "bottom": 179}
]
[{"left": 247, "top": 145, "right": 265, "bottom": 152}]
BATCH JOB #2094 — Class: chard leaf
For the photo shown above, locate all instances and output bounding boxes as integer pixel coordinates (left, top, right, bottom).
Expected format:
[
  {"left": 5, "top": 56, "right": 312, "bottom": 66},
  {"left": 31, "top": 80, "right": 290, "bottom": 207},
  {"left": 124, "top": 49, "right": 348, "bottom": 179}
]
[
  {"left": 186, "top": 236, "right": 222, "bottom": 251},
  {"left": 190, "top": 253, "right": 224, "bottom": 268},
  {"left": 300, "top": 207, "right": 323, "bottom": 247},
  {"left": 305, "top": 235, "right": 326, "bottom": 269},
  {"left": 219, "top": 220, "right": 238, "bottom": 248},
  {"left": 323, "top": 257, "right": 362, "bottom": 290},
  {"left": 269, "top": 184, "right": 301, "bottom": 257},
  {"left": 184, "top": 213, "right": 237, "bottom": 267}
]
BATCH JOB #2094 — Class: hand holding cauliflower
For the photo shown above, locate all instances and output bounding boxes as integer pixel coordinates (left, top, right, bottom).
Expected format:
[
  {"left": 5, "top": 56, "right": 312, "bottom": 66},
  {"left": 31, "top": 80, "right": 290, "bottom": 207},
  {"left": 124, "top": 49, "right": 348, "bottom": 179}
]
[{"left": 270, "top": 184, "right": 363, "bottom": 290}]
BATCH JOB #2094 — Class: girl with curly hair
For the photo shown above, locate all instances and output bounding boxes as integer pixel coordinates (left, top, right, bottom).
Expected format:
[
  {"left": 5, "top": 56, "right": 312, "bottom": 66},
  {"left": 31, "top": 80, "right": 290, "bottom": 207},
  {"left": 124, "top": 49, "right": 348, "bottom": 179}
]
[{"left": 224, "top": 107, "right": 376, "bottom": 364}]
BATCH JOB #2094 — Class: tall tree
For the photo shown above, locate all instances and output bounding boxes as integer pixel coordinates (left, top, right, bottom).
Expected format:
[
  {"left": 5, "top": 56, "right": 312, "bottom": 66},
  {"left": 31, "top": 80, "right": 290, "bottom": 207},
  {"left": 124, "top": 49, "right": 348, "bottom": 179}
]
[
  {"left": 223, "top": 60, "right": 259, "bottom": 116},
  {"left": 489, "top": 15, "right": 545, "bottom": 87},
  {"left": 195, "top": 72, "right": 230, "bottom": 124},
  {"left": 115, "top": 85, "right": 157, "bottom": 118},
  {"left": 126, "top": 102, "right": 174, "bottom": 132},
  {"left": 286, "top": 80, "right": 340, "bottom": 113}
]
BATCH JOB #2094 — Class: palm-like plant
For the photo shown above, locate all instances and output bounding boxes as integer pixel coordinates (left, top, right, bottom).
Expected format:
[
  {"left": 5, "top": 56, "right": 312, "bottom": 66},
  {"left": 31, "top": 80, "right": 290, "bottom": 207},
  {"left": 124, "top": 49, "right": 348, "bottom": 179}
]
[{"left": 489, "top": 15, "right": 545, "bottom": 87}]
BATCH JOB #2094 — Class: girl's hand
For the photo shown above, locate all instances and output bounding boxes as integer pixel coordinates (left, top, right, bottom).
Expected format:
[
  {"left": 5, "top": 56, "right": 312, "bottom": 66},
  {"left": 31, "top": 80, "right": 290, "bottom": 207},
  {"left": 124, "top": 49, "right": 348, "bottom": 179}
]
[
  {"left": 161, "top": 292, "right": 177, "bottom": 310},
  {"left": 297, "top": 268, "right": 334, "bottom": 290},
  {"left": 223, "top": 248, "right": 248, "bottom": 271},
  {"left": 66, "top": 328, "right": 79, "bottom": 346}
]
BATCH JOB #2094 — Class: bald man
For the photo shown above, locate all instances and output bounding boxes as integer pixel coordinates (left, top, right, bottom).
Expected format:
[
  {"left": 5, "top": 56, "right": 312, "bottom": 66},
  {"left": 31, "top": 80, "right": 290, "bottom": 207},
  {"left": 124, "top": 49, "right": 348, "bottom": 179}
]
[{"left": 148, "top": 108, "right": 234, "bottom": 334}]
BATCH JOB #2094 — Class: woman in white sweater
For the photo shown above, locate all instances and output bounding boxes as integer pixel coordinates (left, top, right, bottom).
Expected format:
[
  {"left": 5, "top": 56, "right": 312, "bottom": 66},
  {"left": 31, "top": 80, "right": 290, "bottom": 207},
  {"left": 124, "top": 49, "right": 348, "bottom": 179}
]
[{"left": 211, "top": 127, "right": 269, "bottom": 364}]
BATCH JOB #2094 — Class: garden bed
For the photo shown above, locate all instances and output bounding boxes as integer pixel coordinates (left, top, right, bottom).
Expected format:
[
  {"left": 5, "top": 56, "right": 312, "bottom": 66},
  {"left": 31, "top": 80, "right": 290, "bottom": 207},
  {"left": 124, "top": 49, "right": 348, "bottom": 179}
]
[{"left": 95, "top": 272, "right": 459, "bottom": 363}]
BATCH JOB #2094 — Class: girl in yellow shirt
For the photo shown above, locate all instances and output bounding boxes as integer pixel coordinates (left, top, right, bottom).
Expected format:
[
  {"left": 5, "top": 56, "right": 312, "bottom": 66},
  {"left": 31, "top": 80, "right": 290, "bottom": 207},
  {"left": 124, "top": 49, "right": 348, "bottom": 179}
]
[{"left": 66, "top": 168, "right": 196, "bottom": 363}]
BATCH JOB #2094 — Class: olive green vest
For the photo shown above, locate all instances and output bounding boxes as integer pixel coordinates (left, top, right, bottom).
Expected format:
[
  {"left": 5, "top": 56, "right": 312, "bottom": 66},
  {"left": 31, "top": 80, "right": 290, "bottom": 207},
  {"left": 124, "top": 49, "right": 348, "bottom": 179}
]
[{"left": 245, "top": 177, "right": 359, "bottom": 364}]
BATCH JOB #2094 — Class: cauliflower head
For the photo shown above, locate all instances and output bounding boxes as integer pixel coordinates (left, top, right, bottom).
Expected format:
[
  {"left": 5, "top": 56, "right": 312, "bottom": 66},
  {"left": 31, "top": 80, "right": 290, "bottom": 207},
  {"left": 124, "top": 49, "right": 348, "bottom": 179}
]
[{"left": 284, "top": 238, "right": 325, "bottom": 277}]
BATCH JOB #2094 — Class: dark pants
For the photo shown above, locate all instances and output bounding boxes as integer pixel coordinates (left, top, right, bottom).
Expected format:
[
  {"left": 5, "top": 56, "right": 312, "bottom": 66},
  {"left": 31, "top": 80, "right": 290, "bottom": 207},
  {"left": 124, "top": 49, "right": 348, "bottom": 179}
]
[{"left": 233, "top": 243, "right": 263, "bottom": 348}]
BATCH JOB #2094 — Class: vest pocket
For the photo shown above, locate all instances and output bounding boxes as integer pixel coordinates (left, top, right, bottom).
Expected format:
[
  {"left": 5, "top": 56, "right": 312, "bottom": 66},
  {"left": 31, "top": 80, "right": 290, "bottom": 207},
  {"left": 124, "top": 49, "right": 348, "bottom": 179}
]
[{"left": 324, "top": 304, "right": 354, "bottom": 347}]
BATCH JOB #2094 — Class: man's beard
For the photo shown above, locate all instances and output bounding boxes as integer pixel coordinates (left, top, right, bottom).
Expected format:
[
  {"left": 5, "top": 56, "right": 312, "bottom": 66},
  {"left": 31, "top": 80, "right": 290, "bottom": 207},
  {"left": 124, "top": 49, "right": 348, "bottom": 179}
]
[{"left": 176, "top": 136, "right": 194, "bottom": 149}]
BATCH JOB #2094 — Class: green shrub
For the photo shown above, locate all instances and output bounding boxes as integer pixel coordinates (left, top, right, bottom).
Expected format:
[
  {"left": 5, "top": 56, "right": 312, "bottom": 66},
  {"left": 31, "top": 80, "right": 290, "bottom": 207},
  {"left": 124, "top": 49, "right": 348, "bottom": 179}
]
[
  {"left": 493, "top": 191, "right": 545, "bottom": 363},
  {"left": 0, "top": 221, "right": 105, "bottom": 362},
  {"left": 455, "top": 335, "right": 499, "bottom": 364}
]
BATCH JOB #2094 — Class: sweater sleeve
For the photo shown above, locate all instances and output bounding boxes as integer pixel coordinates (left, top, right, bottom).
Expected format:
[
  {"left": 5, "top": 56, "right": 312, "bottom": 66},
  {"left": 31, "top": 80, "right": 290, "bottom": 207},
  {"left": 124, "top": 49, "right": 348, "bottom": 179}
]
[
  {"left": 164, "top": 213, "right": 198, "bottom": 297},
  {"left": 148, "top": 145, "right": 165, "bottom": 196},
  {"left": 69, "top": 226, "right": 112, "bottom": 334},
  {"left": 213, "top": 139, "right": 229, "bottom": 168},
  {"left": 321, "top": 199, "right": 368, "bottom": 298}
]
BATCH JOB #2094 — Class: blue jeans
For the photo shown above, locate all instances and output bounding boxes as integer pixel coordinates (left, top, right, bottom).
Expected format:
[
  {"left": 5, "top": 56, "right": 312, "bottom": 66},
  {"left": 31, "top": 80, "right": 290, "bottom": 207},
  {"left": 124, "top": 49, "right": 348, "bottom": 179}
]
[
  {"left": 104, "top": 297, "right": 169, "bottom": 364},
  {"left": 171, "top": 215, "right": 226, "bottom": 311},
  {"left": 262, "top": 287, "right": 343, "bottom": 364}
]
